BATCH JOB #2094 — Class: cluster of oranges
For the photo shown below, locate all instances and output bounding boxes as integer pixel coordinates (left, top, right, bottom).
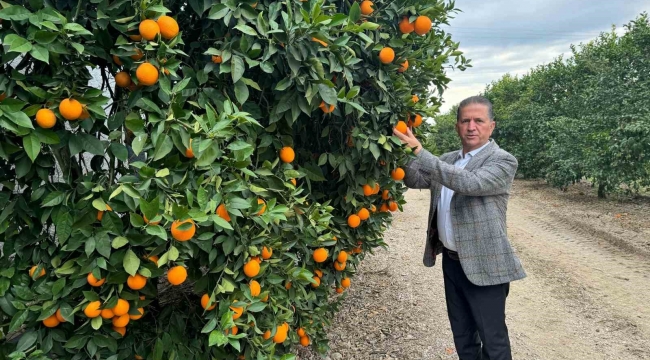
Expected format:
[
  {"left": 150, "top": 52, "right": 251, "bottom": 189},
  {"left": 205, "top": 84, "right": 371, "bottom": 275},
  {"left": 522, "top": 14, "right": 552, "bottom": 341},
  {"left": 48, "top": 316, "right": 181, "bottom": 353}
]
[{"left": 33, "top": 98, "right": 89, "bottom": 129}]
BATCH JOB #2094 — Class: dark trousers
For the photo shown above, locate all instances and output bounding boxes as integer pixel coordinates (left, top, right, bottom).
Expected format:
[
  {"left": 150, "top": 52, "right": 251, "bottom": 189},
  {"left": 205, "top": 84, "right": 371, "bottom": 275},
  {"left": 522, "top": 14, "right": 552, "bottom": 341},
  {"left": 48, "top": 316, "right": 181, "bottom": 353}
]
[{"left": 442, "top": 248, "right": 512, "bottom": 360}]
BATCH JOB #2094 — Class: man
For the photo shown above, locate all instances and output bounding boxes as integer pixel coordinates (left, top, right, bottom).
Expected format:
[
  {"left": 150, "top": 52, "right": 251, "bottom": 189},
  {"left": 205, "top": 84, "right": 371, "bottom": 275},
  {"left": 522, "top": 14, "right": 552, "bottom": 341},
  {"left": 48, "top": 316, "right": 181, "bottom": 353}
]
[{"left": 392, "top": 96, "right": 526, "bottom": 360}]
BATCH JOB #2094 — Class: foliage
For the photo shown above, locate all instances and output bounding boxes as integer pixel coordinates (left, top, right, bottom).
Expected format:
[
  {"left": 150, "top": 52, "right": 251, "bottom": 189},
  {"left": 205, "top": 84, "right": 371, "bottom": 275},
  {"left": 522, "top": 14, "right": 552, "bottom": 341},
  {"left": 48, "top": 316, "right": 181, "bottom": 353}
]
[
  {"left": 0, "top": 0, "right": 467, "bottom": 359},
  {"left": 423, "top": 103, "right": 459, "bottom": 155}
]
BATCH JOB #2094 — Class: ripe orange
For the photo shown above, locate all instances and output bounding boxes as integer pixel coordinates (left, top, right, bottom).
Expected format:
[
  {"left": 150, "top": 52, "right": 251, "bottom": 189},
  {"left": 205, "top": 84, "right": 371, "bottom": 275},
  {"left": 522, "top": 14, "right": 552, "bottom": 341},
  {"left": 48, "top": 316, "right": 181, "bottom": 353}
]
[
  {"left": 337, "top": 251, "right": 348, "bottom": 263},
  {"left": 201, "top": 294, "right": 216, "bottom": 310},
  {"left": 167, "top": 266, "right": 187, "bottom": 285},
  {"left": 370, "top": 204, "right": 377, "bottom": 212},
  {"left": 399, "top": 17, "right": 415, "bottom": 34},
  {"left": 341, "top": 277, "right": 351, "bottom": 288},
  {"left": 273, "top": 327, "right": 288, "bottom": 343},
  {"left": 300, "top": 335, "right": 310, "bottom": 346},
  {"left": 279, "top": 146, "right": 295, "bottom": 163},
  {"left": 285, "top": 281, "right": 292, "bottom": 290},
  {"left": 335, "top": 287, "right": 344, "bottom": 294},
  {"left": 252, "top": 256, "right": 262, "bottom": 264},
  {"left": 185, "top": 139, "right": 194, "bottom": 158},
  {"left": 79, "top": 106, "right": 90, "bottom": 120},
  {"left": 256, "top": 198, "right": 266, "bottom": 215},
  {"left": 129, "top": 307, "right": 144, "bottom": 320},
  {"left": 347, "top": 214, "right": 361, "bottom": 228},
  {"left": 129, "top": 34, "right": 142, "bottom": 41},
  {"left": 319, "top": 101, "right": 335, "bottom": 113},
  {"left": 362, "top": 184, "right": 373, "bottom": 196},
  {"left": 311, "top": 276, "right": 321, "bottom": 288},
  {"left": 382, "top": 189, "right": 390, "bottom": 200},
  {"left": 261, "top": 246, "right": 272, "bottom": 259},
  {"left": 358, "top": 208, "right": 370, "bottom": 220},
  {"left": 380, "top": 203, "right": 389, "bottom": 212},
  {"left": 249, "top": 280, "right": 261, "bottom": 296},
  {"left": 263, "top": 330, "right": 272, "bottom": 340},
  {"left": 113, "top": 326, "right": 126, "bottom": 337},
  {"left": 84, "top": 301, "right": 102, "bottom": 318},
  {"left": 334, "top": 261, "right": 346, "bottom": 271},
  {"left": 29, "top": 266, "right": 46, "bottom": 279},
  {"left": 100, "top": 308, "right": 114, "bottom": 319},
  {"left": 297, "top": 328, "right": 306, "bottom": 337},
  {"left": 146, "top": 254, "right": 159, "bottom": 264},
  {"left": 391, "top": 167, "right": 405, "bottom": 181},
  {"left": 262, "top": 293, "right": 269, "bottom": 302},
  {"left": 211, "top": 55, "right": 223, "bottom": 64},
  {"left": 314, "top": 269, "right": 323, "bottom": 278},
  {"left": 55, "top": 309, "right": 66, "bottom": 323},
  {"left": 360, "top": 1, "right": 373, "bottom": 15},
  {"left": 115, "top": 71, "right": 131, "bottom": 88},
  {"left": 243, "top": 259, "right": 260, "bottom": 277},
  {"left": 216, "top": 203, "right": 231, "bottom": 222},
  {"left": 395, "top": 120, "right": 408, "bottom": 134},
  {"left": 112, "top": 314, "right": 130, "bottom": 328},
  {"left": 290, "top": 178, "right": 297, "bottom": 186},
  {"left": 143, "top": 215, "right": 160, "bottom": 226},
  {"left": 373, "top": 183, "right": 380, "bottom": 194},
  {"left": 226, "top": 326, "right": 239, "bottom": 335},
  {"left": 43, "top": 314, "right": 60, "bottom": 328},
  {"left": 414, "top": 15, "right": 432, "bottom": 35},
  {"left": 230, "top": 305, "right": 244, "bottom": 319},
  {"left": 87, "top": 273, "right": 105, "bottom": 287},
  {"left": 136, "top": 62, "right": 159, "bottom": 86},
  {"left": 412, "top": 94, "right": 419, "bottom": 103},
  {"left": 112, "top": 299, "right": 130, "bottom": 316},
  {"left": 113, "top": 55, "right": 123, "bottom": 65},
  {"left": 388, "top": 201, "right": 398, "bottom": 212},
  {"left": 127, "top": 274, "right": 147, "bottom": 290},
  {"left": 157, "top": 16, "right": 179, "bottom": 40},
  {"left": 59, "top": 98, "right": 83, "bottom": 120},
  {"left": 171, "top": 219, "right": 196, "bottom": 241},
  {"left": 139, "top": 19, "right": 160, "bottom": 41},
  {"left": 378, "top": 47, "right": 395, "bottom": 64},
  {"left": 130, "top": 48, "right": 144, "bottom": 60},
  {"left": 97, "top": 204, "right": 112, "bottom": 221},
  {"left": 313, "top": 248, "right": 328, "bottom": 263},
  {"left": 398, "top": 59, "right": 409, "bottom": 73},
  {"left": 35, "top": 109, "right": 56, "bottom": 128}
]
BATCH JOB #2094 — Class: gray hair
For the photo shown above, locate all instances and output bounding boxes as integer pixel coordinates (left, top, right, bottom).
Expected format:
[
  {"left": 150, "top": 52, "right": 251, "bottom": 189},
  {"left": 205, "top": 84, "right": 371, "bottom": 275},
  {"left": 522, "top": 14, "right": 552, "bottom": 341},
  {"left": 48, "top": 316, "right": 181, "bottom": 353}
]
[{"left": 456, "top": 96, "right": 495, "bottom": 122}]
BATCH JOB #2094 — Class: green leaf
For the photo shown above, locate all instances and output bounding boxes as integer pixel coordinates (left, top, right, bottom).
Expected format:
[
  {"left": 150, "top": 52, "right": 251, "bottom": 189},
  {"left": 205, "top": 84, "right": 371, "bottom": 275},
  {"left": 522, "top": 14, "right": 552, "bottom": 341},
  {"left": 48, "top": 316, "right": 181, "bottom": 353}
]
[
  {"left": 123, "top": 249, "right": 140, "bottom": 276},
  {"left": 52, "top": 278, "right": 66, "bottom": 296},
  {"left": 110, "top": 143, "right": 128, "bottom": 161},
  {"left": 168, "top": 246, "right": 179, "bottom": 261},
  {"left": 209, "top": 330, "right": 228, "bottom": 347},
  {"left": 156, "top": 168, "right": 170, "bottom": 177},
  {"left": 208, "top": 4, "right": 229, "bottom": 19},
  {"left": 172, "top": 77, "right": 191, "bottom": 94},
  {"left": 70, "top": 42, "right": 84, "bottom": 54},
  {"left": 5, "top": 111, "right": 35, "bottom": 129},
  {"left": 234, "top": 24, "right": 258, "bottom": 36},
  {"left": 145, "top": 225, "right": 167, "bottom": 240},
  {"left": 63, "top": 23, "right": 93, "bottom": 36},
  {"left": 23, "top": 132, "right": 41, "bottom": 162},
  {"left": 34, "top": 31, "right": 58, "bottom": 44},
  {"left": 80, "top": 134, "right": 105, "bottom": 155},
  {"left": 30, "top": 44, "right": 49, "bottom": 63},
  {"left": 91, "top": 316, "right": 102, "bottom": 330},
  {"left": 212, "top": 215, "right": 233, "bottom": 230},
  {"left": 9, "top": 310, "right": 29, "bottom": 332},
  {"left": 0, "top": 5, "right": 32, "bottom": 21},
  {"left": 42, "top": 191, "right": 65, "bottom": 207},
  {"left": 16, "top": 331, "right": 37, "bottom": 352},
  {"left": 132, "top": 134, "right": 147, "bottom": 155},
  {"left": 6, "top": 35, "right": 32, "bottom": 53},
  {"left": 234, "top": 80, "right": 249, "bottom": 104},
  {"left": 318, "top": 84, "right": 337, "bottom": 104},
  {"left": 231, "top": 56, "right": 245, "bottom": 83},
  {"left": 112, "top": 236, "right": 129, "bottom": 249},
  {"left": 348, "top": 2, "right": 361, "bottom": 23},
  {"left": 153, "top": 134, "right": 173, "bottom": 161}
]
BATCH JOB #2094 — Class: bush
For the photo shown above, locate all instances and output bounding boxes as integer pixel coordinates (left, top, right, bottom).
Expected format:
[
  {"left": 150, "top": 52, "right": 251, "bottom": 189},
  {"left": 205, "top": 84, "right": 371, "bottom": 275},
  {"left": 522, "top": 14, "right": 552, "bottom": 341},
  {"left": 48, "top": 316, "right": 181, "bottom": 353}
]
[{"left": 0, "top": 0, "right": 467, "bottom": 359}]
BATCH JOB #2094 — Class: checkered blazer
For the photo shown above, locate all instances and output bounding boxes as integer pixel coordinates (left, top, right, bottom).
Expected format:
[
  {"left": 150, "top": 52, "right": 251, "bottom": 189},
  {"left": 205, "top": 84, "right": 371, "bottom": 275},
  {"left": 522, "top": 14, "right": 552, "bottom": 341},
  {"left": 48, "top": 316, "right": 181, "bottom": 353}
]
[{"left": 404, "top": 140, "right": 526, "bottom": 286}]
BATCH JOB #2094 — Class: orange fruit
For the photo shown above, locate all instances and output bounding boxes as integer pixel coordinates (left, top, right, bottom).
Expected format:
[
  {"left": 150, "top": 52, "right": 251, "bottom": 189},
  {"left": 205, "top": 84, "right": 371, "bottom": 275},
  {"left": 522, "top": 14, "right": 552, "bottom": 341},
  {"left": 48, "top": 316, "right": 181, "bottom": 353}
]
[
  {"left": 279, "top": 146, "right": 295, "bottom": 163},
  {"left": 147, "top": 254, "right": 159, "bottom": 265},
  {"left": 113, "top": 326, "right": 126, "bottom": 337},
  {"left": 358, "top": 208, "right": 370, "bottom": 220},
  {"left": 135, "top": 356, "right": 144, "bottom": 360},
  {"left": 341, "top": 277, "right": 351, "bottom": 288},
  {"left": 43, "top": 314, "right": 60, "bottom": 328},
  {"left": 262, "top": 293, "right": 269, "bottom": 302},
  {"left": 414, "top": 15, "right": 432, "bottom": 35},
  {"left": 143, "top": 215, "right": 160, "bottom": 226},
  {"left": 226, "top": 326, "right": 239, "bottom": 335},
  {"left": 171, "top": 219, "right": 196, "bottom": 241},
  {"left": 261, "top": 246, "right": 272, "bottom": 259},
  {"left": 129, "top": 307, "right": 144, "bottom": 320},
  {"left": 167, "top": 266, "right": 187, "bottom": 285},
  {"left": 300, "top": 336, "right": 310, "bottom": 346},
  {"left": 79, "top": 106, "right": 90, "bottom": 120},
  {"left": 319, "top": 101, "right": 335, "bottom": 113},
  {"left": 399, "top": 17, "right": 415, "bottom": 34},
  {"left": 84, "top": 301, "right": 102, "bottom": 318},
  {"left": 112, "top": 299, "right": 130, "bottom": 316},
  {"left": 337, "top": 251, "right": 348, "bottom": 263},
  {"left": 336, "top": 287, "right": 344, "bottom": 294},
  {"left": 243, "top": 259, "right": 260, "bottom": 277},
  {"left": 0, "top": 92, "right": 6, "bottom": 101},
  {"left": 314, "top": 269, "right": 323, "bottom": 278},
  {"left": 360, "top": 1, "right": 373, "bottom": 15},
  {"left": 115, "top": 71, "right": 131, "bottom": 88},
  {"left": 252, "top": 256, "right": 262, "bottom": 264},
  {"left": 263, "top": 330, "right": 272, "bottom": 340},
  {"left": 139, "top": 19, "right": 160, "bottom": 41},
  {"left": 389, "top": 201, "right": 398, "bottom": 212},
  {"left": 412, "top": 94, "right": 419, "bottom": 103},
  {"left": 380, "top": 203, "right": 389, "bottom": 212},
  {"left": 127, "top": 274, "right": 147, "bottom": 290},
  {"left": 334, "top": 261, "right": 346, "bottom": 271},
  {"left": 201, "top": 294, "right": 216, "bottom": 310},
  {"left": 373, "top": 183, "right": 380, "bottom": 194},
  {"left": 157, "top": 16, "right": 179, "bottom": 40},
  {"left": 378, "top": 47, "right": 395, "bottom": 64},
  {"left": 256, "top": 198, "right": 266, "bottom": 215},
  {"left": 55, "top": 309, "right": 65, "bottom": 323},
  {"left": 130, "top": 48, "right": 144, "bottom": 60},
  {"left": 297, "top": 328, "right": 307, "bottom": 337},
  {"left": 273, "top": 328, "right": 287, "bottom": 343},
  {"left": 112, "top": 55, "right": 123, "bottom": 65},
  {"left": 391, "top": 167, "right": 405, "bottom": 181},
  {"left": 370, "top": 204, "right": 377, "bottom": 212},
  {"left": 100, "top": 308, "right": 114, "bottom": 319},
  {"left": 230, "top": 305, "right": 244, "bottom": 319},
  {"left": 36, "top": 109, "right": 56, "bottom": 128},
  {"left": 97, "top": 204, "right": 112, "bottom": 221},
  {"left": 285, "top": 281, "right": 292, "bottom": 290},
  {"left": 347, "top": 214, "right": 361, "bottom": 228},
  {"left": 290, "top": 178, "right": 297, "bottom": 186},
  {"left": 249, "top": 280, "right": 261, "bottom": 296},
  {"left": 29, "top": 266, "right": 46, "bottom": 279},
  {"left": 185, "top": 139, "right": 194, "bottom": 158},
  {"left": 411, "top": 113, "right": 423, "bottom": 127},
  {"left": 313, "top": 248, "right": 328, "bottom": 263},
  {"left": 216, "top": 203, "right": 231, "bottom": 222},
  {"left": 382, "top": 189, "right": 390, "bottom": 200},
  {"left": 395, "top": 120, "right": 408, "bottom": 134},
  {"left": 362, "top": 184, "right": 373, "bottom": 196},
  {"left": 398, "top": 59, "right": 409, "bottom": 73},
  {"left": 311, "top": 276, "right": 321, "bottom": 288},
  {"left": 112, "top": 314, "right": 130, "bottom": 328},
  {"left": 129, "top": 34, "right": 142, "bottom": 41},
  {"left": 59, "top": 98, "right": 83, "bottom": 120},
  {"left": 211, "top": 55, "right": 223, "bottom": 64},
  {"left": 136, "top": 63, "right": 159, "bottom": 86},
  {"left": 87, "top": 273, "right": 105, "bottom": 287}
]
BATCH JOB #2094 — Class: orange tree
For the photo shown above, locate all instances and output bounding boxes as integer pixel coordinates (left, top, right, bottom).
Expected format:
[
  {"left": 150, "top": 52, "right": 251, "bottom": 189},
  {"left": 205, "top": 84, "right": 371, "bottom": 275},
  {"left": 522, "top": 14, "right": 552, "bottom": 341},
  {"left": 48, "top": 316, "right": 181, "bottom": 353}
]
[{"left": 0, "top": 0, "right": 467, "bottom": 359}]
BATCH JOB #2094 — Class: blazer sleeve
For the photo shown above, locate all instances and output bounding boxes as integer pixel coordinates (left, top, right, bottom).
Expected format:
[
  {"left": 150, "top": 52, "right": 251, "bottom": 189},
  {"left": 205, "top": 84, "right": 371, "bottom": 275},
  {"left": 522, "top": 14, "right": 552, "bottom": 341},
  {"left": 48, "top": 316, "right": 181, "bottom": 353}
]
[{"left": 405, "top": 149, "right": 517, "bottom": 196}]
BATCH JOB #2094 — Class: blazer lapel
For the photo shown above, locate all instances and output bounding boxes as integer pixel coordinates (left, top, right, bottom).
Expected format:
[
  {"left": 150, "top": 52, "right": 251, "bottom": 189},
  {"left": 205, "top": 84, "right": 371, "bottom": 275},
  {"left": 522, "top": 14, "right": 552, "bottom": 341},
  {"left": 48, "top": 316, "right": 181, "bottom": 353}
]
[{"left": 463, "top": 139, "right": 498, "bottom": 172}]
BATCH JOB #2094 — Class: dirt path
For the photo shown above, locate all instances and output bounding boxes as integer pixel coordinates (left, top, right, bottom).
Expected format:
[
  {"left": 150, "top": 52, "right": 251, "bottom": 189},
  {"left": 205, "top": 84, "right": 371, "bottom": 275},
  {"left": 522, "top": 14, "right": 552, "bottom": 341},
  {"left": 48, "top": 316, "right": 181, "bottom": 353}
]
[{"left": 297, "top": 181, "right": 650, "bottom": 360}]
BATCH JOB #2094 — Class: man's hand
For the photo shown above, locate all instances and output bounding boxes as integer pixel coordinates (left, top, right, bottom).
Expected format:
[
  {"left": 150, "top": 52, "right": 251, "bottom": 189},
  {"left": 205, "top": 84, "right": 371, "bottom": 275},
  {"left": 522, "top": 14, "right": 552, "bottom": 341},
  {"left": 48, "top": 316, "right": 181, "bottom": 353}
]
[{"left": 393, "top": 127, "right": 423, "bottom": 154}]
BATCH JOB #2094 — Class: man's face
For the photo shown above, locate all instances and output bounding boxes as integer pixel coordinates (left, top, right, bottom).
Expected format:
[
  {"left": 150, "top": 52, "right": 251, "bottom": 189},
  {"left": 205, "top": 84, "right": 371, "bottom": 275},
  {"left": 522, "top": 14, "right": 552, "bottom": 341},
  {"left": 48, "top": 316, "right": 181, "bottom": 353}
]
[{"left": 456, "top": 103, "right": 495, "bottom": 152}]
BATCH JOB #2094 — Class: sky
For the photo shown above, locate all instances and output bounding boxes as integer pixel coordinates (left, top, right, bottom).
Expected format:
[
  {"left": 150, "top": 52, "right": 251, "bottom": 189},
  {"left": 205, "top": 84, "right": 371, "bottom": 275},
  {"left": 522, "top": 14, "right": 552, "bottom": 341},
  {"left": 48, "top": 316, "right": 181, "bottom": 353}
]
[{"left": 436, "top": 0, "right": 649, "bottom": 114}]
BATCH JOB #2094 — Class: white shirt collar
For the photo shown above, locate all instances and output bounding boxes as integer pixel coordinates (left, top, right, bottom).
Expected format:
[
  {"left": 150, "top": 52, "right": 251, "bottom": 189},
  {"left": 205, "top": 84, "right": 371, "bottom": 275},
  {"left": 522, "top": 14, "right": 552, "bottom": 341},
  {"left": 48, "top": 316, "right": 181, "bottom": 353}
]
[{"left": 459, "top": 140, "right": 491, "bottom": 160}]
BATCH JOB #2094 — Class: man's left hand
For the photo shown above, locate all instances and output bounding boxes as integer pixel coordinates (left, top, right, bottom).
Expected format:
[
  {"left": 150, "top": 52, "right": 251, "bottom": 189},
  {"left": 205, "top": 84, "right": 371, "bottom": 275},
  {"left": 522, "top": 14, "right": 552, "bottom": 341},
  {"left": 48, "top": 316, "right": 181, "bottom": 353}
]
[{"left": 393, "top": 127, "right": 423, "bottom": 154}]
